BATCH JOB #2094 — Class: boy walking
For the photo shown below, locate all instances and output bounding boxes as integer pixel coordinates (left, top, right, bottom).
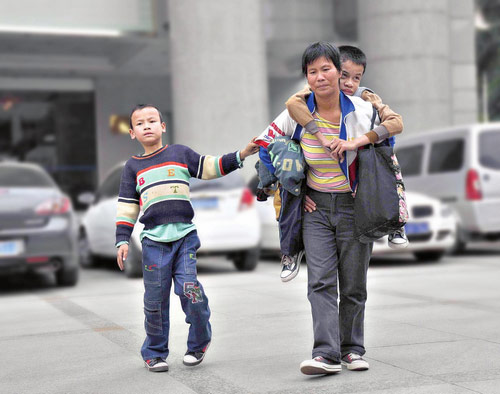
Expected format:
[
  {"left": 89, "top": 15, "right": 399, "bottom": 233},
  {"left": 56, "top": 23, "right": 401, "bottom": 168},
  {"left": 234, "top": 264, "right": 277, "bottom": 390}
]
[{"left": 116, "top": 104, "right": 259, "bottom": 372}]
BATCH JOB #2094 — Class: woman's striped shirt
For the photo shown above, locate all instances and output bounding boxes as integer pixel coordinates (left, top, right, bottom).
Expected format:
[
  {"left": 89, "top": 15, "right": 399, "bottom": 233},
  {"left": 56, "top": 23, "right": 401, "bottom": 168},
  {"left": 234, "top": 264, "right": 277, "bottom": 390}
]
[{"left": 300, "top": 112, "right": 351, "bottom": 193}]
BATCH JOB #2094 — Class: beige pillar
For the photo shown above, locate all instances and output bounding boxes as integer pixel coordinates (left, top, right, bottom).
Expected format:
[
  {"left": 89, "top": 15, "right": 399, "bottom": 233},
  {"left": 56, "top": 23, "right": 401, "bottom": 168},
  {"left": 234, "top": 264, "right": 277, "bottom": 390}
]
[{"left": 168, "top": 0, "right": 268, "bottom": 179}]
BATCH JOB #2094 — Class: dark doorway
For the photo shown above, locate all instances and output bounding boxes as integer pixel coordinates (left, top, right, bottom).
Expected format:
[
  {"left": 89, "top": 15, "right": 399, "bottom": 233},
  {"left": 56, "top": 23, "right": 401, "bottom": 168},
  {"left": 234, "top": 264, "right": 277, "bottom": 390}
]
[{"left": 0, "top": 91, "right": 96, "bottom": 210}]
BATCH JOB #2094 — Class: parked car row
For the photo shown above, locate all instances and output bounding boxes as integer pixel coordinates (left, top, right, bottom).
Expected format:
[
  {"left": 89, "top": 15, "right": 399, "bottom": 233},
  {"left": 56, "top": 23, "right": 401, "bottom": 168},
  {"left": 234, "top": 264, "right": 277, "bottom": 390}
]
[{"left": 6, "top": 122, "right": 497, "bottom": 283}]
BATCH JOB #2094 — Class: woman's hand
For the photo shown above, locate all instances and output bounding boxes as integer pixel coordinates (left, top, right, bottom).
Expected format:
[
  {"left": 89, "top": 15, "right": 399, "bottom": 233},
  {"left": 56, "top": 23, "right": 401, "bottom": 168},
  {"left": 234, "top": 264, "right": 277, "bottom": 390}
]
[
  {"left": 304, "top": 195, "right": 317, "bottom": 212},
  {"left": 240, "top": 138, "right": 260, "bottom": 160}
]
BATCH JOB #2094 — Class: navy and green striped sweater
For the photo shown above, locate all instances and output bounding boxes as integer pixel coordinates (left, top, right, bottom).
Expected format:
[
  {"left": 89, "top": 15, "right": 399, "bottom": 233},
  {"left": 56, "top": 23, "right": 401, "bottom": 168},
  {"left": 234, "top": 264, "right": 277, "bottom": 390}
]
[{"left": 115, "top": 144, "right": 241, "bottom": 245}]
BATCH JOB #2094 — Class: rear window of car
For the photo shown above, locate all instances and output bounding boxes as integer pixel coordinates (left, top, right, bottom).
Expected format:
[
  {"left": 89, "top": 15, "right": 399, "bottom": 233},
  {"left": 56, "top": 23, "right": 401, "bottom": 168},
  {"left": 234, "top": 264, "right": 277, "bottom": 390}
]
[
  {"left": 479, "top": 130, "right": 500, "bottom": 169},
  {"left": 95, "top": 167, "right": 123, "bottom": 201},
  {"left": 0, "top": 165, "right": 55, "bottom": 187},
  {"left": 429, "top": 139, "right": 464, "bottom": 173},
  {"left": 395, "top": 145, "right": 424, "bottom": 176},
  {"left": 190, "top": 171, "right": 245, "bottom": 192}
]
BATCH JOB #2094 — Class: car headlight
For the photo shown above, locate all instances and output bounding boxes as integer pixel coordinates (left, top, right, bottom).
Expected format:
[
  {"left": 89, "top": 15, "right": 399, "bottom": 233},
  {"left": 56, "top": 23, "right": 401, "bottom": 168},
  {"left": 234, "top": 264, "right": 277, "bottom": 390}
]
[{"left": 440, "top": 204, "right": 453, "bottom": 218}]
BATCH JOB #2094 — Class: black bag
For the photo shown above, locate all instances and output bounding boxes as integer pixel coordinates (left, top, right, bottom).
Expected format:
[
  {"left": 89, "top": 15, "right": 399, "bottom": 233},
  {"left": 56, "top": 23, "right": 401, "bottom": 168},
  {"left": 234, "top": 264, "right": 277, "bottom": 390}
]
[{"left": 354, "top": 109, "right": 408, "bottom": 243}]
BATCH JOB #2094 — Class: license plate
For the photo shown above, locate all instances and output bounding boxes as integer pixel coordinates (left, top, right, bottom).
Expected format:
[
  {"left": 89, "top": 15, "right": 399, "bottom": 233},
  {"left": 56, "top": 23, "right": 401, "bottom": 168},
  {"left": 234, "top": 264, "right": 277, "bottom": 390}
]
[
  {"left": 192, "top": 198, "right": 218, "bottom": 210},
  {"left": 0, "top": 240, "right": 24, "bottom": 257},
  {"left": 404, "top": 222, "right": 429, "bottom": 235}
]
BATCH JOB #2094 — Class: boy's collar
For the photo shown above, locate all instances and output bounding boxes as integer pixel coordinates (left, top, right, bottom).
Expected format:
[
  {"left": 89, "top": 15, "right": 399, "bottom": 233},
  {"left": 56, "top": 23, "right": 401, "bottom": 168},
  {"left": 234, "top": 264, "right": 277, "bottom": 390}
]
[{"left": 133, "top": 144, "right": 168, "bottom": 159}]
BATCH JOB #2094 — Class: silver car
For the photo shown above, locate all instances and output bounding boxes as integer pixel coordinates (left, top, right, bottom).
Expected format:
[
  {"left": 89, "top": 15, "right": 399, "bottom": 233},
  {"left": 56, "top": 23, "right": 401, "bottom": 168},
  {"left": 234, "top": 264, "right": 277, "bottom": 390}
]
[{"left": 0, "top": 162, "right": 79, "bottom": 286}]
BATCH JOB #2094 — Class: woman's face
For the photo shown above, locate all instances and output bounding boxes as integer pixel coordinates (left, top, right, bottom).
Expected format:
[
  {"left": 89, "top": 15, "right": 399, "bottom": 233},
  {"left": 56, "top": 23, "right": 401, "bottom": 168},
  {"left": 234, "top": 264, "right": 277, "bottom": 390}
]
[{"left": 306, "top": 56, "right": 340, "bottom": 99}]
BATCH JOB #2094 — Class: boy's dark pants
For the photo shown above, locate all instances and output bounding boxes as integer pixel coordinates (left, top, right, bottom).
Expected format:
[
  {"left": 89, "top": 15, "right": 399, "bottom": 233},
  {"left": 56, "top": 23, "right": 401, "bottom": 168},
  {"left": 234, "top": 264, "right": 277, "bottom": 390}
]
[
  {"left": 140, "top": 231, "right": 211, "bottom": 361},
  {"left": 302, "top": 189, "right": 372, "bottom": 362},
  {"left": 278, "top": 187, "right": 304, "bottom": 256}
]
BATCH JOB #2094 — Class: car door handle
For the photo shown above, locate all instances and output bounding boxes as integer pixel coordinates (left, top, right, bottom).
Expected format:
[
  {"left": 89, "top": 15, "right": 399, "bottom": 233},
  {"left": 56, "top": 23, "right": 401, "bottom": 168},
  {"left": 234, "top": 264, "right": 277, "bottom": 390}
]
[{"left": 483, "top": 174, "right": 490, "bottom": 181}]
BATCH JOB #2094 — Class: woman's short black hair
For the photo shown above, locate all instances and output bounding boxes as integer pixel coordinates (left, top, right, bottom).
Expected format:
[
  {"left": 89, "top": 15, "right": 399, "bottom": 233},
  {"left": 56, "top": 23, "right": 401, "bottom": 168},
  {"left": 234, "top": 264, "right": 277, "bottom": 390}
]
[
  {"left": 301, "top": 41, "right": 341, "bottom": 75},
  {"left": 129, "top": 104, "right": 164, "bottom": 128}
]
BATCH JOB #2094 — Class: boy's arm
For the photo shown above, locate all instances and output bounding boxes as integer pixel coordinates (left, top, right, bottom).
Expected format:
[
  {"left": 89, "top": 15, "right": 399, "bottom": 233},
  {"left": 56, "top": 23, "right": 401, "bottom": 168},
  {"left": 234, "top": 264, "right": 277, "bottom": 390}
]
[
  {"left": 285, "top": 85, "right": 331, "bottom": 150},
  {"left": 360, "top": 89, "right": 404, "bottom": 143},
  {"left": 184, "top": 143, "right": 257, "bottom": 181},
  {"left": 115, "top": 163, "right": 140, "bottom": 246},
  {"left": 115, "top": 163, "right": 140, "bottom": 270}
]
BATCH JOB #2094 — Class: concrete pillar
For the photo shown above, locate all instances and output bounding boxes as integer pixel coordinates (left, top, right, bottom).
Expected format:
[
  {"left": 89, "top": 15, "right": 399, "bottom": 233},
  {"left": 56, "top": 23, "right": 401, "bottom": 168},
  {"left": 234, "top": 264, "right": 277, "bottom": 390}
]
[
  {"left": 358, "top": 0, "right": 477, "bottom": 135},
  {"left": 168, "top": 0, "right": 268, "bottom": 179}
]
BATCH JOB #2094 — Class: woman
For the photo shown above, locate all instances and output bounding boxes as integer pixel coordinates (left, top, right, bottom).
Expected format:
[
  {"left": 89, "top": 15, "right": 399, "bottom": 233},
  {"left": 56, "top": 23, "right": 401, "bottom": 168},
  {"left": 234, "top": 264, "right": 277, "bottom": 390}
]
[{"left": 256, "top": 42, "right": 378, "bottom": 375}]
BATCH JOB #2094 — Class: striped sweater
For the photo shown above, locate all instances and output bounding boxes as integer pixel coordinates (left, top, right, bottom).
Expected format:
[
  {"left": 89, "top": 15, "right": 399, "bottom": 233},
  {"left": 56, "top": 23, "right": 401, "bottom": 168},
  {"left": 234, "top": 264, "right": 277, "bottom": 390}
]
[{"left": 115, "top": 144, "right": 240, "bottom": 245}]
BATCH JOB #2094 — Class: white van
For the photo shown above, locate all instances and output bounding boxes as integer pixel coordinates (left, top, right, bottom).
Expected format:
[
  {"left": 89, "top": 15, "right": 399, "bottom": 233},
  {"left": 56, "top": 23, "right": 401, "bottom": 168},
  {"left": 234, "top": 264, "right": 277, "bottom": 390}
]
[{"left": 395, "top": 122, "right": 500, "bottom": 251}]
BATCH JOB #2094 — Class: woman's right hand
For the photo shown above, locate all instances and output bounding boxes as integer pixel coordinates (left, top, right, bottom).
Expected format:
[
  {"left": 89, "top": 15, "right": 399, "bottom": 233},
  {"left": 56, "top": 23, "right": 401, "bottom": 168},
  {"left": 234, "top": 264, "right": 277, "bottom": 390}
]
[{"left": 304, "top": 195, "right": 317, "bottom": 212}]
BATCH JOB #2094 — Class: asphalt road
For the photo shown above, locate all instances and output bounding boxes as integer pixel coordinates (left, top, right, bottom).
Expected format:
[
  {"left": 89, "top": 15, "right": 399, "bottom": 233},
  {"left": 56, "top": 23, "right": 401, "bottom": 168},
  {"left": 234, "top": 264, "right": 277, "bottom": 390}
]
[{"left": 1, "top": 243, "right": 500, "bottom": 394}]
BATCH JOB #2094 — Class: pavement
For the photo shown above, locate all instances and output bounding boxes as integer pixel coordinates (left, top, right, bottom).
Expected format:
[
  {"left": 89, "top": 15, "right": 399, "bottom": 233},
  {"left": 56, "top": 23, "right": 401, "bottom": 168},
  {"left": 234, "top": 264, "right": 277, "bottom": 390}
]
[{"left": 1, "top": 248, "right": 500, "bottom": 394}]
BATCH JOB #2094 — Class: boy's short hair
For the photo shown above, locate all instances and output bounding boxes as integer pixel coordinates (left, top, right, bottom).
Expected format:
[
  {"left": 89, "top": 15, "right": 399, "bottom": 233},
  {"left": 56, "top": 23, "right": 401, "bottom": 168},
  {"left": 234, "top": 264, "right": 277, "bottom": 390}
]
[
  {"left": 129, "top": 104, "right": 164, "bottom": 128},
  {"left": 338, "top": 45, "right": 367, "bottom": 73},
  {"left": 302, "top": 41, "right": 341, "bottom": 75}
]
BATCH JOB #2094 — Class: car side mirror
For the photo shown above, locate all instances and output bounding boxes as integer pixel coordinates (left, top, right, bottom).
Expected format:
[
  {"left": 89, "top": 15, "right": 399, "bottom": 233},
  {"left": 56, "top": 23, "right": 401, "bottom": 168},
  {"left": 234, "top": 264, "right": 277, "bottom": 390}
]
[{"left": 77, "top": 192, "right": 95, "bottom": 206}]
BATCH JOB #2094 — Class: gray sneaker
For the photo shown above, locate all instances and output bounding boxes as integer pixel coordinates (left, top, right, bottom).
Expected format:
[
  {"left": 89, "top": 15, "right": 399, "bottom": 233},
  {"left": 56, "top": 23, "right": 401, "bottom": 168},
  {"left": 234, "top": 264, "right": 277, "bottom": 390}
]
[
  {"left": 300, "top": 356, "right": 342, "bottom": 375},
  {"left": 388, "top": 228, "right": 409, "bottom": 249},
  {"left": 144, "top": 357, "right": 169, "bottom": 372},
  {"left": 341, "top": 353, "right": 369, "bottom": 371},
  {"left": 280, "top": 250, "right": 305, "bottom": 282},
  {"left": 183, "top": 341, "right": 210, "bottom": 367}
]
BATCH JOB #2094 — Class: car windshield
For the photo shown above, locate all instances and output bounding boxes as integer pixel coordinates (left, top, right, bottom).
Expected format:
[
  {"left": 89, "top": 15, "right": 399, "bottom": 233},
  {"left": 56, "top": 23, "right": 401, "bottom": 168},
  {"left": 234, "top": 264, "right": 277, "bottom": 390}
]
[
  {"left": 0, "top": 165, "right": 56, "bottom": 187},
  {"left": 479, "top": 130, "right": 500, "bottom": 169},
  {"left": 190, "top": 171, "right": 245, "bottom": 192}
]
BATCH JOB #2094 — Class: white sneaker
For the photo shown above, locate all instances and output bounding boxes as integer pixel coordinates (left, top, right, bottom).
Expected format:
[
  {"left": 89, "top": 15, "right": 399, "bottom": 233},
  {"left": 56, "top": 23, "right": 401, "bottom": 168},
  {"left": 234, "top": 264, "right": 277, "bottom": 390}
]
[
  {"left": 341, "top": 353, "right": 369, "bottom": 371},
  {"left": 183, "top": 341, "right": 210, "bottom": 366},
  {"left": 300, "top": 356, "right": 341, "bottom": 375},
  {"left": 280, "top": 250, "right": 305, "bottom": 282},
  {"left": 388, "top": 228, "right": 409, "bottom": 249},
  {"left": 144, "top": 358, "right": 169, "bottom": 372}
]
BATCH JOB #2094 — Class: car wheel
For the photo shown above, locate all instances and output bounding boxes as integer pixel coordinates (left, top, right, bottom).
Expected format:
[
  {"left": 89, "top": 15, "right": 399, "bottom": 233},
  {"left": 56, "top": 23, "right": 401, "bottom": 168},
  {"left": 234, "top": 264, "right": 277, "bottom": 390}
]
[
  {"left": 124, "top": 241, "right": 143, "bottom": 278},
  {"left": 232, "top": 248, "right": 260, "bottom": 271},
  {"left": 413, "top": 251, "right": 444, "bottom": 262},
  {"left": 78, "top": 229, "right": 95, "bottom": 268},
  {"left": 56, "top": 265, "right": 79, "bottom": 286}
]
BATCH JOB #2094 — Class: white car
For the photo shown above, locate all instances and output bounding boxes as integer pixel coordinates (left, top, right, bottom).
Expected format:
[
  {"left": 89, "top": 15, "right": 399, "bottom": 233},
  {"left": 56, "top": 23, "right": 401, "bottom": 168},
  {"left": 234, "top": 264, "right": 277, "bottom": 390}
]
[
  {"left": 371, "top": 191, "right": 457, "bottom": 261},
  {"left": 255, "top": 189, "right": 457, "bottom": 262},
  {"left": 78, "top": 164, "right": 261, "bottom": 277}
]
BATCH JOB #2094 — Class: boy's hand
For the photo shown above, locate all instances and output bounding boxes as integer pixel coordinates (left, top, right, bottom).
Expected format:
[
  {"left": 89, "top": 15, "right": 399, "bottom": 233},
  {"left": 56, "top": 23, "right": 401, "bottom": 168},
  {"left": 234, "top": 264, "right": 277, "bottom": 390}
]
[
  {"left": 329, "top": 139, "right": 356, "bottom": 163},
  {"left": 304, "top": 195, "right": 317, "bottom": 212},
  {"left": 240, "top": 138, "right": 260, "bottom": 160},
  {"left": 117, "top": 244, "right": 129, "bottom": 271}
]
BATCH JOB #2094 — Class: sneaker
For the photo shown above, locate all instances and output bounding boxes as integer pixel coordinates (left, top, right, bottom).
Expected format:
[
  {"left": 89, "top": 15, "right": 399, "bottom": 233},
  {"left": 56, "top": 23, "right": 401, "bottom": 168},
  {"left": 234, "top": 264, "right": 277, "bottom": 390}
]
[
  {"left": 341, "top": 353, "right": 369, "bottom": 371},
  {"left": 144, "top": 357, "right": 169, "bottom": 372},
  {"left": 300, "top": 356, "right": 341, "bottom": 375},
  {"left": 280, "top": 250, "right": 305, "bottom": 282},
  {"left": 183, "top": 341, "right": 210, "bottom": 366},
  {"left": 388, "top": 228, "right": 409, "bottom": 249}
]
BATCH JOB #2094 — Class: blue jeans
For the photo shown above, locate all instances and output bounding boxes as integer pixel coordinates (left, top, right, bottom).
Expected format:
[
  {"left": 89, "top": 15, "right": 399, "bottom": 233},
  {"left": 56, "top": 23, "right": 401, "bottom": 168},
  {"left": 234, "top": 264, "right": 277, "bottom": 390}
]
[
  {"left": 140, "top": 230, "right": 211, "bottom": 361},
  {"left": 303, "top": 189, "right": 373, "bottom": 362}
]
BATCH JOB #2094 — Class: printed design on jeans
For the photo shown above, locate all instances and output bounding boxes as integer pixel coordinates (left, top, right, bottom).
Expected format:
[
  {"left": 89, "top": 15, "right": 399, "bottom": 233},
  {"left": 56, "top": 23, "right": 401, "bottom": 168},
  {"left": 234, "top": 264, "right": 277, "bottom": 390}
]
[
  {"left": 144, "top": 263, "right": 157, "bottom": 272},
  {"left": 183, "top": 282, "right": 204, "bottom": 303},
  {"left": 391, "top": 154, "right": 409, "bottom": 223}
]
